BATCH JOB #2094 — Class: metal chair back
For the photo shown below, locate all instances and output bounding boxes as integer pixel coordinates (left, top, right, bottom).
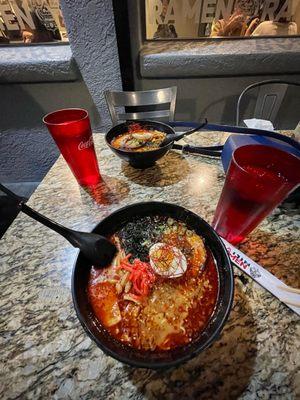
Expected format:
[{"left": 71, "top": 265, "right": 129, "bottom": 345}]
[
  {"left": 236, "top": 80, "right": 300, "bottom": 126},
  {"left": 105, "top": 87, "right": 177, "bottom": 126}
]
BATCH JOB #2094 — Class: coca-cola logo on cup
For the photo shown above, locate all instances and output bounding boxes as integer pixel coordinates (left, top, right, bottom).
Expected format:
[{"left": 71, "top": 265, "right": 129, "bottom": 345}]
[{"left": 78, "top": 136, "right": 93, "bottom": 151}]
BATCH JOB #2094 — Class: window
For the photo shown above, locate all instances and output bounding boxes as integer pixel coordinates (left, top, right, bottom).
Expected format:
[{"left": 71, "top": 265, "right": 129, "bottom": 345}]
[
  {"left": 0, "top": 0, "right": 67, "bottom": 44},
  {"left": 145, "top": 0, "right": 300, "bottom": 39}
]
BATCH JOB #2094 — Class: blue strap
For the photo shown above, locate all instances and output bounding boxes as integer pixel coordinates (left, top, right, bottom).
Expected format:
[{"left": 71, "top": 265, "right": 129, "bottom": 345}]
[{"left": 169, "top": 121, "right": 300, "bottom": 152}]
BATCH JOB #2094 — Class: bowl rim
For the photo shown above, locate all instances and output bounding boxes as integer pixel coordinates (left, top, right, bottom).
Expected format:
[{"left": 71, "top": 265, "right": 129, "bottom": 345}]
[
  {"left": 71, "top": 201, "right": 234, "bottom": 369},
  {"left": 105, "top": 120, "right": 176, "bottom": 154}
]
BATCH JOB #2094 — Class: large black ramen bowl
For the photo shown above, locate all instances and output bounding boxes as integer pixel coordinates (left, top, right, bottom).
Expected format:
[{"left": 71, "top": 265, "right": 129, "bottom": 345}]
[
  {"left": 105, "top": 120, "right": 175, "bottom": 168},
  {"left": 72, "top": 202, "right": 234, "bottom": 369}
]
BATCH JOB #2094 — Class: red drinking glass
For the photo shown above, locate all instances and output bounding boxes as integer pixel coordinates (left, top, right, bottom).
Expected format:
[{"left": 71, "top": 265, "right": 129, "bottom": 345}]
[
  {"left": 212, "top": 145, "right": 300, "bottom": 244},
  {"left": 43, "top": 108, "right": 101, "bottom": 186}
]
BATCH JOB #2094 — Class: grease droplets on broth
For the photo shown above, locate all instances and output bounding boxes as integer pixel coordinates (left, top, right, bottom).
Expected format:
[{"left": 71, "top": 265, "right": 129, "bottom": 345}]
[
  {"left": 111, "top": 123, "right": 166, "bottom": 152},
  {"left": 88, "top": 215, "right": 219, "bottom": 352}
]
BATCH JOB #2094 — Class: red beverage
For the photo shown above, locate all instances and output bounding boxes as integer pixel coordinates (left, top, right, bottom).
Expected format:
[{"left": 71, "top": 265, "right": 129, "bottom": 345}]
[
  {"left": 212, "top": 145, "right": 300, "bottom": 244},
  {"left": 43, "top": 108, "right": 100, "bottom": 186}
]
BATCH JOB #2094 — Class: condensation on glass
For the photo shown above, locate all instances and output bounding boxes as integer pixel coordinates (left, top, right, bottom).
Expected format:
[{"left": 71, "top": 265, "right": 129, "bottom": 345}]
[
  {"left": 0, "top": 0, "right": 67, "bottom": 44},
  {"left": 145, "top": 0, "right": 300, "bottom": 39}
]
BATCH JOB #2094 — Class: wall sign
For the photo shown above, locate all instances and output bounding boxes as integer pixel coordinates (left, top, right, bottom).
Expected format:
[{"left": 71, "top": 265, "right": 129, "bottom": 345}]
[
  {"left": 146, "top": 0, "right": 299, "bottom": 39},
  {"left": 0, "top": 0, "right": 67, "bottom": 43}
]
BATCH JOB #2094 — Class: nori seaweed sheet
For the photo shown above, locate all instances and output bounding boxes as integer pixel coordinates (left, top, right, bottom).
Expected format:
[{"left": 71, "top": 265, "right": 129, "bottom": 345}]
[{"left": 117, "top": 216, "right": 167, "bottom": 261}]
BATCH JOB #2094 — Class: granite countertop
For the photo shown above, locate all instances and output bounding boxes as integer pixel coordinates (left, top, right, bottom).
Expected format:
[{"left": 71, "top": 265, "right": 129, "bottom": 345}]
[{"left": 0, "top": 132, "right": 299, "bottom": 399}]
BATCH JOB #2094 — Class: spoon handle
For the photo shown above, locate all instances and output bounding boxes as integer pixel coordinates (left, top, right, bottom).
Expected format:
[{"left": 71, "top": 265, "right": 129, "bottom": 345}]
[
  {"left": 161, "top": 119, "right": 207, "bottom": 147},
  {"left": 21, "top": 203, "right": 77, "bottom": 242},
  {"left": 0, "top": 183, "right": 79, "bottom": 247},
  {"left": 173, "top": 119, "right": 208, "bottom": 142}
]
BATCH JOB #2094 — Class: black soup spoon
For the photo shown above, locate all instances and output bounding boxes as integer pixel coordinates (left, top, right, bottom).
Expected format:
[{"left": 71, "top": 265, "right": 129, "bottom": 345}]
[
  {"left": 159, "top": 119, "right": 207, "bottom": 147},
  {"left": 0, "top": 183, "right": 117, "bottom": 268}
]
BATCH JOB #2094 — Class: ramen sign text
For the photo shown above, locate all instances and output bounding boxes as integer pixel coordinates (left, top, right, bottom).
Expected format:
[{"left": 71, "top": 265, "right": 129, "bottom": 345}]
[{"left": 148, "top": 0, "right": 293, "bottom": 24}]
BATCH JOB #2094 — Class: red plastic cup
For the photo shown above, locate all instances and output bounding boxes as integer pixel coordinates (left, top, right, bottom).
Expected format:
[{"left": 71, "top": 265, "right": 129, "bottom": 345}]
[
  {"left": 212, "top": 145, "right": 300, "bottom": 244},
  {"left": 43, "top": 108, "right": 101, "bottom": 186}
]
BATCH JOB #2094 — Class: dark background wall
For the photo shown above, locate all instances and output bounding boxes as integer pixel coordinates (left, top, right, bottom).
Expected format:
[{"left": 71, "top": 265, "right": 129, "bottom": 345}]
[
  {"left": 0, "top": 80, "right": 99, "bottom": 192},
  {"left": 138, "top": 76, "right": 300, "bottom": 129}
]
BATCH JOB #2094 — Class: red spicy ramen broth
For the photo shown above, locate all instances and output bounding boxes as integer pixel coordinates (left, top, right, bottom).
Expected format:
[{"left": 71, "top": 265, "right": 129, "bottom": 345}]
[
  {"left": 111, "top": 123, "right": 166, "bottom": 152},
  {"left": 88, "top": 216, "right": 219, "bottom": 351}
]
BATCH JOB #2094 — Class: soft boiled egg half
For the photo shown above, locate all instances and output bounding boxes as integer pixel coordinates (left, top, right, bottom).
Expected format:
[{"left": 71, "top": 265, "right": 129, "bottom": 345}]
[{"left": 149, "top": 242, "right": 187, "bottom": 278}]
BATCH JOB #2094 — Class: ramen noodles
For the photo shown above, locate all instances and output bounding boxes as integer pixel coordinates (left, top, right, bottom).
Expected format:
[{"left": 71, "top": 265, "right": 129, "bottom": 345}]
[
  {"left": 111, "top": 123, "right": 166, "bottom": 152},
  {"left": 88, "top": 215, "right": 219, "bottom": 351}
]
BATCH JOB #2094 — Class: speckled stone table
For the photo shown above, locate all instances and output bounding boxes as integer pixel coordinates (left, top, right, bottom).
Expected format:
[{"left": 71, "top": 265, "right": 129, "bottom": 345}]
[{"left": 0, "top": 133, "right": 299, "bottom": 400}]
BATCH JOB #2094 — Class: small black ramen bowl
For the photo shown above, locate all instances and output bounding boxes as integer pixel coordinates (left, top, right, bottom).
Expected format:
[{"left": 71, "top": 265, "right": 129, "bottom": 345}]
[
  {"left": 105, "top": 120, "right": 175, "bottom": 168},
  {"left": 72, "top": 202, "right": 234, "bottom": 369}
]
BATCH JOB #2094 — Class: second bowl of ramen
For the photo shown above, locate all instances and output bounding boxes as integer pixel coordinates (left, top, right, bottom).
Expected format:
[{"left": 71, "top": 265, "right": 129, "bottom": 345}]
[{"left": 105, "top": 120, "right": 175, "bottom": 168}]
